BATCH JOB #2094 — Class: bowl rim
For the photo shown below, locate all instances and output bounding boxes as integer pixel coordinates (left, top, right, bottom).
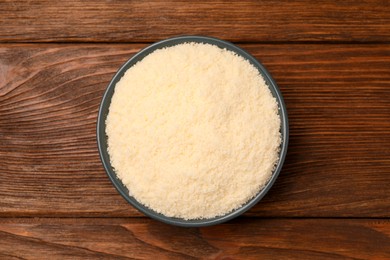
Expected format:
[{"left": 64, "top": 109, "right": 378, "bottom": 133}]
[{"left": 97, "top": 35, "right": 289, "bottom": 227}]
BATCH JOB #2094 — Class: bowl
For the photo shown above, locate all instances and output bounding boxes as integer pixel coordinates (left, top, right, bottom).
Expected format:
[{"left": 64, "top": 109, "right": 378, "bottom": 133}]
[{"left": 97, "top": 35, "right": 288, "bottom": 227}]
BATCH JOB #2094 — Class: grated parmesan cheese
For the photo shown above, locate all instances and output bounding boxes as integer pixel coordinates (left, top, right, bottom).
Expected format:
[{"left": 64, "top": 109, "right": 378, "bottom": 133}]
[{"left": 106, "top": 42, "right": 281, "bottom": 220}]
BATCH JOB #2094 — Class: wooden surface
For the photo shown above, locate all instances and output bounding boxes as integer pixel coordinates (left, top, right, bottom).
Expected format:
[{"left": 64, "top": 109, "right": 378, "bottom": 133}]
[
  {"left": 1, "top": 1, "right": 389, "bottom": 259},
  {"left": 1, "top": 218, "right": 389, "bottom": 259},
  {"left": 1, "top": 0, "right": 390, "bottom": 43}
]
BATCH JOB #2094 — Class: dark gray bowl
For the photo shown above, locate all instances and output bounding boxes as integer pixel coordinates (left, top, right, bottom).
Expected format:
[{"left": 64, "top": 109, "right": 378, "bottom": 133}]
[{"left": 97, "top": 36, "right": 289, "bottom": 227}]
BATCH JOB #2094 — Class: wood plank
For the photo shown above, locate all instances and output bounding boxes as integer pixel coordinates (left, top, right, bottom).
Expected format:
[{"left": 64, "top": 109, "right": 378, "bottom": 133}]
[
  {"left": 0, "top": 218, "right": 389, "bottom": 259},
  {"left": 0, "top": 44, "right": 389, "bottom": 217},
  {"left": 0, "top": 0, "right": 390, "bottom": 43}
]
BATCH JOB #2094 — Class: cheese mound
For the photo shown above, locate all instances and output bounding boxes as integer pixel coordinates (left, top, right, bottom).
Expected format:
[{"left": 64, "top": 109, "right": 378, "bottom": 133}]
[{"left": 106, "top": 43, "right": 281, "bottom": 220}]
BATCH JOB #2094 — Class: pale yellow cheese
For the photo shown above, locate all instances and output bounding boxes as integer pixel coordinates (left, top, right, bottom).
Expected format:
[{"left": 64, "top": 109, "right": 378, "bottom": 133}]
[{"left": 106, "top": 43, "right": 281, "bottom": 220}]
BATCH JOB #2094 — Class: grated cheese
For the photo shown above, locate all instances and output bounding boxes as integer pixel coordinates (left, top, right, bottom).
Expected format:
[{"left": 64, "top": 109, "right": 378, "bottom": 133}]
[{"left": 106, "top": 42, "right": 281, "bottom": 220}]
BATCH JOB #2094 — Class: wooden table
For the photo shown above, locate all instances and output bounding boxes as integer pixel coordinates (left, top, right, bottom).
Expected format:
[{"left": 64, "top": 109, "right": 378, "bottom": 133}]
[{"left": 1, "top": 1, "right": 389, "bottom": 259}]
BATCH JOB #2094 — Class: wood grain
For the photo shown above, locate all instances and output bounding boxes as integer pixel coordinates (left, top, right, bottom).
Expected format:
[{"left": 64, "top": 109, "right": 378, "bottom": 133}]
[
  {"left": 0, "top": 218, "right": 389, "bottom": 259},
  {"left": 0, "top": 0, "right": 390, "bottom": 43},
  {"left": 0, "top": 44, "right": 389, "bottom": 217}
]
